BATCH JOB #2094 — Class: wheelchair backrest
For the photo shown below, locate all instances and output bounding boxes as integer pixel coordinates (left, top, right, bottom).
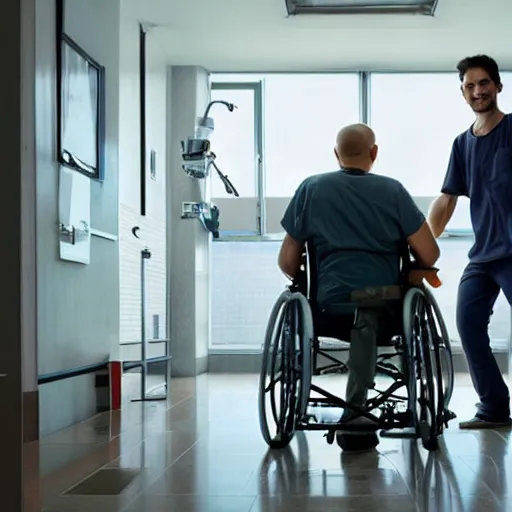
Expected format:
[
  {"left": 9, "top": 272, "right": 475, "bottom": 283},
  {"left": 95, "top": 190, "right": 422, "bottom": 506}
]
[{"left": 291, "top": 241, "right": 412, "bottom": 308}]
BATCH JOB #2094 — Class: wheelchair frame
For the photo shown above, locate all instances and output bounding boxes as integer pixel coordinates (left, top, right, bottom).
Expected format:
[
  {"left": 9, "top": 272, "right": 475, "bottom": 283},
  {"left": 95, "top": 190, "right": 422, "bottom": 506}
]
[{"left": 258, "top": 244, "right": 456, "bottom": 452}]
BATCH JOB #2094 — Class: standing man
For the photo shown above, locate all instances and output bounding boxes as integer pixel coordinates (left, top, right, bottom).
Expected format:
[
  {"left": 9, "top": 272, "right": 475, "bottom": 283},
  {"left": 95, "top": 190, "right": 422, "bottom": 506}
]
[{"left": 428, "top": 55, "right": 512, "bottom": 429}]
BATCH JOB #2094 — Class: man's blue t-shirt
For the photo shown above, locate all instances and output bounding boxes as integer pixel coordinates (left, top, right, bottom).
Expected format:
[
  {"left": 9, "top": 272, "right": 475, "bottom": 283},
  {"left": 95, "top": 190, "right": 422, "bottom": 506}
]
[
  {"left": 281, "top": 169, "right": 425, "bottom": 312},
  {"left": 442, "top": 113, "right": 512, "bottom": 263}
]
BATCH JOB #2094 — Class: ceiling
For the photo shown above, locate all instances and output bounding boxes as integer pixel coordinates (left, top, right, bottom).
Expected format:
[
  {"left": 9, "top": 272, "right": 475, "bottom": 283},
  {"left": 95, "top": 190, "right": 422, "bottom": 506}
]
[{"left": 122, "top": 0, "right": 512, "bottom": 72}]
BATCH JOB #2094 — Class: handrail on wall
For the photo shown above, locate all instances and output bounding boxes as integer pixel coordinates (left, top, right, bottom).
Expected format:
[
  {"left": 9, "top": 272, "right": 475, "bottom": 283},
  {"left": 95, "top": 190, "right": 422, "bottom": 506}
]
[
  {"left": 37, "top": 355, "right": 170, "bottom": 385},
  {"left": 38, "top": 360, "right": 109, "bottom": 385}
]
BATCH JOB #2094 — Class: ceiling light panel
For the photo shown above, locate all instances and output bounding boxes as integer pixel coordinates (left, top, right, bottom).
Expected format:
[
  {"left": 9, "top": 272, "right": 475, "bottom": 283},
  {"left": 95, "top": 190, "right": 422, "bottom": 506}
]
[{"left": 285, "top": 0, "right": 439, "bottom": 15}]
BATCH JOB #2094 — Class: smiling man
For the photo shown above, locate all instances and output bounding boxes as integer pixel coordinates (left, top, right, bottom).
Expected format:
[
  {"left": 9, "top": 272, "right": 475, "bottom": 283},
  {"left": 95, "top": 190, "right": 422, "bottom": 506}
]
[{"left": 428, "top": 55, "right": 512, "bottom": 429}]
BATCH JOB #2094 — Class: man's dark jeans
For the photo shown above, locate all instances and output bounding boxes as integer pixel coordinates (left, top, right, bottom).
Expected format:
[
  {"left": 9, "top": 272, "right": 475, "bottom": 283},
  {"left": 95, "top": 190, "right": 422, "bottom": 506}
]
[{"left": 457, "top": 256, "right": 512, "bottom": 421}]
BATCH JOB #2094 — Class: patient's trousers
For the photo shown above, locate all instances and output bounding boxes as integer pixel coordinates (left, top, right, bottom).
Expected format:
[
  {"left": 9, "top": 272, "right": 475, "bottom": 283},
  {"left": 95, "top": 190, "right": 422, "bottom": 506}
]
[{"left": 344, "top": 307, "right": 385, "bottom": 418}]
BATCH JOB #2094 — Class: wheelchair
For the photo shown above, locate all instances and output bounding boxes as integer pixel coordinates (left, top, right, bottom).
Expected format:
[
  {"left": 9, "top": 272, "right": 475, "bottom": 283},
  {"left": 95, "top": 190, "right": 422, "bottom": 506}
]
[{"left": 258, "top": 243, "right": 456, "bottom": 452}]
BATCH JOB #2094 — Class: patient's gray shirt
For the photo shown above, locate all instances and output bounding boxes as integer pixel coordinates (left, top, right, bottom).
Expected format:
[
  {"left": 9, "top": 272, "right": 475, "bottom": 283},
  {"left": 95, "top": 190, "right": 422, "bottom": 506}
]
[{"left": 281, "top": 168, "right": 425, "bottom": 312}]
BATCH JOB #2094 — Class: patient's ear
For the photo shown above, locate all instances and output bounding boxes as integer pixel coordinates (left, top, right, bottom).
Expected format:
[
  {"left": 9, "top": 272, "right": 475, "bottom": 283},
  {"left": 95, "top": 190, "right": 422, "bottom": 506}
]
[{"left": 371, "top": 144, "right": 378, "bottom": 162}]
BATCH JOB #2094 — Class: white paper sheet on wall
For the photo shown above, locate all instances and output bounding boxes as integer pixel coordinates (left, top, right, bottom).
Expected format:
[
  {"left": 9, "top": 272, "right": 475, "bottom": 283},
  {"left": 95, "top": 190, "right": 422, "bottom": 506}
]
[{"left": 58, "top": 167, "right": 91, "bottom": 264}]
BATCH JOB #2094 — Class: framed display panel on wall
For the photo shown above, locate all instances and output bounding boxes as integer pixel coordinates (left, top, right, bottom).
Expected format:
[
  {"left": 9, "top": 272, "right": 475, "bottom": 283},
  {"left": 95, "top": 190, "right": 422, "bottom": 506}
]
[{"left": 58, "top": 34, "right": 106, "bottom": 181}]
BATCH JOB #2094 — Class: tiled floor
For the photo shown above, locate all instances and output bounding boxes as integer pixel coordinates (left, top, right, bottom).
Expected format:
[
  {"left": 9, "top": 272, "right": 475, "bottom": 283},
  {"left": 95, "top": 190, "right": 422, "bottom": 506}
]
[{"left": 26, "top": 373, "right": 512, "bottom": 511}]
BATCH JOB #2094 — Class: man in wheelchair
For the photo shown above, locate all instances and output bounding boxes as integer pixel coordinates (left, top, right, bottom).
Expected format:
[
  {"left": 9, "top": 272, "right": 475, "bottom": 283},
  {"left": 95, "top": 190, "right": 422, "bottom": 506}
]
[{"left": 277, "top": 123, "right": 441, "bottom": 451}]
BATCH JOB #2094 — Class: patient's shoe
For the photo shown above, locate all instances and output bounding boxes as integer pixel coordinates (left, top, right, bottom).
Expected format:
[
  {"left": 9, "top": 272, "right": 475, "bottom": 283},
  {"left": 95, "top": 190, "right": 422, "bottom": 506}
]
[
  {"left": 336, "top": 431, "right": 379, "bottom": 452},
  {"left": 335, "top": 416, "right": 379, "bottom": 452}
]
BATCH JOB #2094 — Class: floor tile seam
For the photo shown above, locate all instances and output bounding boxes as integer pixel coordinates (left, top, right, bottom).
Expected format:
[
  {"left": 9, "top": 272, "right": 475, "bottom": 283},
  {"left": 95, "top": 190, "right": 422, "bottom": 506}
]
[
  {"left": 380, "top": 452, "right": 418, "bottom": 500},
  {"left": 45, "top": 463, "right": 147, "bottom": 512},
  {"left": 117, "top": 438, "right": 202, "bottom": 510},
  {"left": 45, "top": 436, "right": 147, "bottom": 502},
  {"left": 454, "top": 454, "right": 502, "bottom": 499},
  {"left": 40, "top": 441, "right": 131, "bottom": 491},
  {"left": 251, "top": 491, "right": 414, "bottom": 498},
  {"left": 41, "top": 413, "right": 117, "bottom": 442},
  {"left": 167, "top": 394, "right": 195, "bottom": 411},
  {"left": 39, "top": 440, "right": 114, "bottom": 448}
]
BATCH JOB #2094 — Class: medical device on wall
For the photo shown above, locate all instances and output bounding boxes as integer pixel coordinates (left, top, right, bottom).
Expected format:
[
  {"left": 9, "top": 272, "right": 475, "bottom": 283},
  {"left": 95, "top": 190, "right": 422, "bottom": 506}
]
[
  {"left": 181, "top": 100, "right": 239, "bottom": 196},
  {"left": 181, "top": 201, "right": 221, "bottom": 239},
  {"left": 180, "top": 100, "right": 240, "bottom": 238}
]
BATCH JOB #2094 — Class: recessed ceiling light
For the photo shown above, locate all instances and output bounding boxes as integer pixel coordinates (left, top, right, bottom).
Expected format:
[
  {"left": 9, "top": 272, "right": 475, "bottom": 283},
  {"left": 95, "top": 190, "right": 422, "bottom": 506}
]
[{"left": 285, "top": 0, "right": 439, "bottom": 15}]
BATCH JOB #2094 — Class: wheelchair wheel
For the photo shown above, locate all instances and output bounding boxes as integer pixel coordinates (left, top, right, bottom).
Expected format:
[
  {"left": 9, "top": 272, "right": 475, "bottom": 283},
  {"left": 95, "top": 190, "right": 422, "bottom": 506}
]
[
  {"left": 403, "top": 288, "right": 438, "bottom": 451},
  {"left": 422, "top": 286, "right": 454, "bottom": 409},
  {"left": 258, "top": 290, "right": 313, "bottom": 449}
]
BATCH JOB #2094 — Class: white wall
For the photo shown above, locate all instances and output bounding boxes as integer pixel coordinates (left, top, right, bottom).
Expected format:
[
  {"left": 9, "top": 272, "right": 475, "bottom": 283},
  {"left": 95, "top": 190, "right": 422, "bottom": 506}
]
[
  {"left": 118, "top": 16, "right": 168, "bottom": 345},
  {"left": 36, "top": 0, "right": 121, "bottom": 436}
]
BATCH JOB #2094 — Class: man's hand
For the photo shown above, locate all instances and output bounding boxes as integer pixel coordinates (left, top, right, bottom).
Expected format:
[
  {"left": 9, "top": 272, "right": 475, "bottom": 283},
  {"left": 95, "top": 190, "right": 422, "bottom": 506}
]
[{"left": 278, "top": 234, "right": 304, "bottom": 280}]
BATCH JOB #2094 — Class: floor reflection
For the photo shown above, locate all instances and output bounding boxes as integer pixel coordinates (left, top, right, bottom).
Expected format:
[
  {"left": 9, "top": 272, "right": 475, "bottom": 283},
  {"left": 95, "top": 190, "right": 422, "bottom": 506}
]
[
  {"left": 35, "top": 374, "right": 512, "bottom": 511},
  {"left": 255, "top": 429, "right": 509, "bottom": 512}
]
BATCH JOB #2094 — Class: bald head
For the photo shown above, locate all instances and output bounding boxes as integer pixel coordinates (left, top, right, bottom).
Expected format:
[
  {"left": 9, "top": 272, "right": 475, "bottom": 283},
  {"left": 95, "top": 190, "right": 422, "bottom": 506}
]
[{"left": 334, "top": 123, "right": 378, "bottom": 171}]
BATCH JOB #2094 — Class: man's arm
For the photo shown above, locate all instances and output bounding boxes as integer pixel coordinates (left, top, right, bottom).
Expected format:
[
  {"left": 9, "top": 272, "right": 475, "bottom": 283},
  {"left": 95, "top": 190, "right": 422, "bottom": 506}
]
[
  {"left": 428, "top": 138, "right": 466, "bottom": 237},
  {"left": 278, "top": 234, "right": 304, "bottom": 280},
  {"left": 427, "top": 194, "right": 458, "bottom": 238},
  {"left": 396, "top": 182, "right": 440, "bottom": 268}
]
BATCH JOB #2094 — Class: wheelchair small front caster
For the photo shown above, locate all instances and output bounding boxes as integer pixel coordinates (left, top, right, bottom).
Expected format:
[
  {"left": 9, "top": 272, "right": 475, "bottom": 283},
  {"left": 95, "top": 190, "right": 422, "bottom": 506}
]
[
  {"left": 324, "top": 431, "right": 335, "bottom": 445},
  {"left": 443, "top": 409, "right": 457, "bottom": 428}
]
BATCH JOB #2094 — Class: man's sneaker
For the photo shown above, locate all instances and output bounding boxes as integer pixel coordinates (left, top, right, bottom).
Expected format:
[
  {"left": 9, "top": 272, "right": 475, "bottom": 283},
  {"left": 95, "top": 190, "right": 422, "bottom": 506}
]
[{"left": 459, "top": 416, "right": 512, "bottom": 430}]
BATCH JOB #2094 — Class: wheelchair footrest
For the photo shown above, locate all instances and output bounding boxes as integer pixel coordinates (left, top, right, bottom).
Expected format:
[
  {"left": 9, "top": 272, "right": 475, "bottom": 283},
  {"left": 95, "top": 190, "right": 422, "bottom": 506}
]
[
  {"left": 318, "top": 363, "right": 349, "bottom": 375},
  {"left": 380, "top": 427, "right": 418, "bottom": 439}
]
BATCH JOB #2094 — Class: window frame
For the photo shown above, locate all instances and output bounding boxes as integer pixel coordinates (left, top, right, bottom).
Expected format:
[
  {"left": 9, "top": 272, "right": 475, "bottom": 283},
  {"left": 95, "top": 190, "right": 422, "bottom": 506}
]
[{"left": 211, "top": 81, "right": 264, "bottom": 235}]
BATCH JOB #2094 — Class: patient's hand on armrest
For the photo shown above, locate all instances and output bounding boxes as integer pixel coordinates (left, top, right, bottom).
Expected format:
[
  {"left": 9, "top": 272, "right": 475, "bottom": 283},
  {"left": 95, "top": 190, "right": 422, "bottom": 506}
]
[{"left": 408, "top": 262, "right": 442, "bottom": 288}]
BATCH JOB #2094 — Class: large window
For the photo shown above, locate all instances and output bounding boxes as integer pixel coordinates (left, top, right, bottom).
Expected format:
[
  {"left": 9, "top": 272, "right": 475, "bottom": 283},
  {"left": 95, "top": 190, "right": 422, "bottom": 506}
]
[
  {"left": 370, "top": 73, "right": 474, "bottom": 198},
  {"left": 370, "top": 72, "right": 512, "bottom": 231},
  {"left": 209, "top": 73, "right": 360, "bottom": 235},
  {"left": 211, "top": 238, "right": 511, "bottom": 350},
  {"left": 210, "top": 85, "right": 259, "bottom": 199},
  {"left": 369, "top": 72, "right": 512, "bottom": 351},
  {"left": 263, "top": 74, "right": 360, "bottom": 233},
  {"left": 209, "top": 72, "right": 512, "bottom": 352},
  {"left": 210, "top": 84, "right": 261, "bottom": 234},
  {"left": 264, "top": 74, "right": 360, "bottom": 197}
]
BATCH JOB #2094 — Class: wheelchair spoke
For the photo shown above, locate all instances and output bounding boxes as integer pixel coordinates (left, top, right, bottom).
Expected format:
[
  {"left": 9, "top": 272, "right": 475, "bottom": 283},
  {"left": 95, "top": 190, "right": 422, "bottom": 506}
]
[
  {"left": 259, "top": 291, "right": 310, "bottom": 449},
  {"left": 277, "top": 324, "right": 289, "bottom": 431},
  {"left": 410, "top": 290, "right": 438, "bottom": 451},
  {"left": 269, "top": 315, "right": 286, "bottom": 427},
  {"left": 422, "top": 286, "right": 455, "bottom": 410}
]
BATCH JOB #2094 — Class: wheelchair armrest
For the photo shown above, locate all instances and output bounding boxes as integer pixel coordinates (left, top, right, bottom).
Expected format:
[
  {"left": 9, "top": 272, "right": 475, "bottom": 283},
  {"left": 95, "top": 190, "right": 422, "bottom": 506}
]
[
  {"left": 350, "top": 285, "right": 402, "bottom": 307},
  {"left": 409, "top": 260, "right": 439, "bottom": 272}
]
